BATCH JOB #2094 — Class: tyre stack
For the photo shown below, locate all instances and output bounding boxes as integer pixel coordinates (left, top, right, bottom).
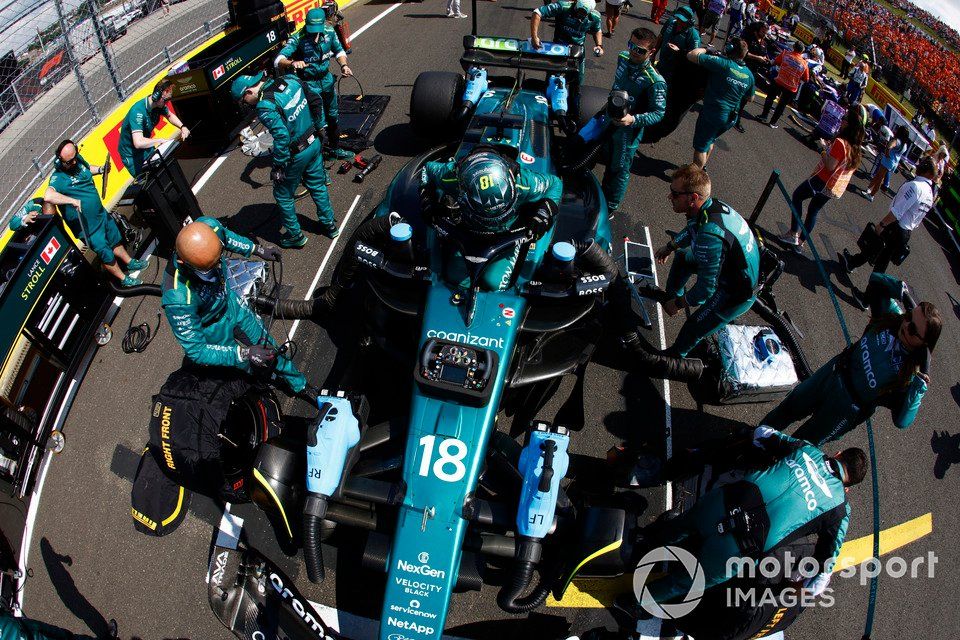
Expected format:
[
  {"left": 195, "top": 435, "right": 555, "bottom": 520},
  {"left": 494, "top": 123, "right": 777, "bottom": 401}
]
[{"left": 229, "top": 0, "right": 287, "bottom": 31}]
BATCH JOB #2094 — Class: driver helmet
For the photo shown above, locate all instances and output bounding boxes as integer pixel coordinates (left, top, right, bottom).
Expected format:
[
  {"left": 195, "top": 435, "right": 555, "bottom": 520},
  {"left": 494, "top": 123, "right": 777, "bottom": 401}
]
[
  {"left": 456, "top": 148, "right": 519, "bottom": 233},
  {"left": 321, "top": 0, "right": 339, "bottom": 21}
]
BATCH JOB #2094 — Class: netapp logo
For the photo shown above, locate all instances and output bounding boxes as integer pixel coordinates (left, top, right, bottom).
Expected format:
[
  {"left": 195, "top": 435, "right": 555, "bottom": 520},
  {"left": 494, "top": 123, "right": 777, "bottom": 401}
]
[
  {"left": 387, "top": 617, "right": 435, "bottom": 636},
  {"left": 397, "top": 559, "right": 446, "bottom": 579},
  {"left": 426, "top": 329, "right": 504, "bottom": 349}
]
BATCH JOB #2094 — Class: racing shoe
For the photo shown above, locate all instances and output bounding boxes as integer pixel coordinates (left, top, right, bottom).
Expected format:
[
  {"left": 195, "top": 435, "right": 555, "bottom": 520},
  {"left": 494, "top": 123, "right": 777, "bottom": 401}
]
[
  {"left": 635, "top": 282, "right": 671, "bottom": 304},
  {"left": 279, "top": 231, "right": 309, "bottom": 249},
  {"left": 127, "top": 257, "right": 150, "bottom": 271},
  {"left": 119, "top": 275, "right": 142, "bottom": 287},
  {"left": 319, "top": 221, "right": 340, "bottom": 239},
  {"left": 837, "top": 249, "right": 852, "bottom": 274}
]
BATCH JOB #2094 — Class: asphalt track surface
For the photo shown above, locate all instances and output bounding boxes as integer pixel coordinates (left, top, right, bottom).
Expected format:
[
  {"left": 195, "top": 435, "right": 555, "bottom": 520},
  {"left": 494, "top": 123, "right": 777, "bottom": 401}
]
[{"left": 21, "top": 1, "right": 960, "bottom": 638}]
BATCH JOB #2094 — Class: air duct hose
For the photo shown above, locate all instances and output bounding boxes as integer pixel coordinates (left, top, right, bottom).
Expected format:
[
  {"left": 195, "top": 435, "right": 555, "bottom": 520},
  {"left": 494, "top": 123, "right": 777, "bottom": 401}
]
[
  {"left": 497, "top": 538, "right": 551, "bottom": 613},
  {"left": 621, "top": 331, "right": 705, "bottom": 382},
  {"left": 572, "top": 239, "right": 618, "bottom": 281},
  {"left": 108, "top": 281, "right": 162, "bottom": 297},
  {"left": 255, "top": 216, "right": 397, "bottom": 319},
  {"left": 751, "top": 297, "right": 812, "bottom": 380},
  {"left": 303, "top": 495, "right": 328, "bottom": 583}
]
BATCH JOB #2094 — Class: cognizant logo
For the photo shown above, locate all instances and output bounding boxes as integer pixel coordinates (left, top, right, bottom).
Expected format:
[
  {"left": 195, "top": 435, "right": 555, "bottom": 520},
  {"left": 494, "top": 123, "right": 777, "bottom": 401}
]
[{"left": 427, "top": 329, "right": 504, "bottom": 349}]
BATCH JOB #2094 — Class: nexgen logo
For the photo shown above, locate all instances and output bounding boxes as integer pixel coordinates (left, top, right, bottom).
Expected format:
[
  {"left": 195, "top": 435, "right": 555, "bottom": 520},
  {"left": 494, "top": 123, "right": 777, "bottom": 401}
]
[{"left": 41, "top": 237, "right": 60, "bottom": 264}]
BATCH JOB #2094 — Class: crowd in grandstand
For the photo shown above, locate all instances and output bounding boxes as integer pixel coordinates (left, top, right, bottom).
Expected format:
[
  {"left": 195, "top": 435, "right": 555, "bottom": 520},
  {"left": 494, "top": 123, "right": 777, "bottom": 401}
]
[{"left": 811, "top": 0, "right": 960, "bottom": 124}]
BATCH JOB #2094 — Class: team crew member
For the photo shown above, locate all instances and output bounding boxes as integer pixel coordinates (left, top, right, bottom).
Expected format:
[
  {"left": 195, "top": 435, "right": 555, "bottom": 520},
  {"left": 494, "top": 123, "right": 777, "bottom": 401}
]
[
  {"left": 44, "top": 140, "right": 148, "bottom": 287},
  {"left": 649, "top": 0, "right": 667, "bottom": 25},
  {"left": 762, "top": 275, "right": 940, "bottom": 445},
  {"left": 863, "top": 125, "right": 910, "bottom": 201},
  {"left": 845, "top": 54, "right": 869, "bottom": 104},
  {"left": 639, "top": 427, "right": 865, "bottom": 605},
  {"left": 421, "top": 146, "right": 561, "bottom": 241},
  {"left": 117, "top": 79, "right": 190, "bottom": 177},
  {"left": 727, "top": 0, "right": 746, "bottom": 38},
  {"left": 275, "top": 5, "right": 355, "bottom": 160},
  {"left": 839, "top": 156, "right": 936, "bottom": 282},
  {"left": 644, "top": 6, "right": 701, "bottom": 144},
  {"left": 781, "top": 105, "right": 866, "bottom": 248},
  {"left": 232, "top": 72, "right": 338, "bottom": 248},
  {"left": 601, "top": 29, "right": 666, "bottom": 213},
  {"left": 162, "top": 218, "right": 310, "bottom": 396},
  {"left": 687, "top": 39, "right": 755, "bottom": 168},
  {"left": 653, "top": 164, "right": 760, "bottom": 357},
  {"left": 8, "top": 198, "right": 55, "bottom": 231},
  {"left": 532, "top": 0, "right": 603, "bottom": 89},
  {"left": 604, "top": 0, "right": 624, "bottom": 36},
  {"left": 700, "top": 0, "right": 727, "bottom": 46},
  {"left": 757, "top": 41, "right": 809, "bottom": 128}
]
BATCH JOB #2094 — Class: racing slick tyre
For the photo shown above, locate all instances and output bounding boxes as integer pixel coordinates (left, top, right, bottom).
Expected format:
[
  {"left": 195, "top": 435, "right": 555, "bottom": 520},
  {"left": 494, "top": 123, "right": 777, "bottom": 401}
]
[
  {"left": 410, "top": 71, "right": 465, "bottom": 139},
  {"left": 577, "top": 85, "right": 611, "bottom": 130}
]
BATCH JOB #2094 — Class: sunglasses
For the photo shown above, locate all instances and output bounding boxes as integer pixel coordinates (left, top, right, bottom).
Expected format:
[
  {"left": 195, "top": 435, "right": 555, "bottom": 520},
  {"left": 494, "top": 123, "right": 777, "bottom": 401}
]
[
  {"left": 669, "top": 187, "right": 695, "bottom": 199},
  {"left": 628, "top": 41, "right": 649, "bottom": 55},
  {"left": 61, "top": 156, "right": 79, "bottom": 166}
]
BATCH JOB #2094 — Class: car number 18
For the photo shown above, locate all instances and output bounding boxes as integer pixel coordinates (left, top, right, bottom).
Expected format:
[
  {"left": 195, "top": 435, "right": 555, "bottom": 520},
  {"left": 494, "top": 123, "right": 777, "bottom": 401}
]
[{"left": 418, "top": 435, "right": 468, "bottom": 482}]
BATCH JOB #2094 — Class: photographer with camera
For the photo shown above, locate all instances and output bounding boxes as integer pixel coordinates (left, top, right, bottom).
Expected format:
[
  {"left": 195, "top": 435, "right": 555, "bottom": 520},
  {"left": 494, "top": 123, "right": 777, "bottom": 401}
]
[{"left": 599, "top": 28, "right": 665, "bottom": 215}]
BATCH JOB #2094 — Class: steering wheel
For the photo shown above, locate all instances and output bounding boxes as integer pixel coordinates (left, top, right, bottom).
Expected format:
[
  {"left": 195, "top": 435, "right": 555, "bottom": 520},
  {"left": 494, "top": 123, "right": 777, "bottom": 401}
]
[{"left": 433, "top": 216, "right": 533, "bottom": 326}]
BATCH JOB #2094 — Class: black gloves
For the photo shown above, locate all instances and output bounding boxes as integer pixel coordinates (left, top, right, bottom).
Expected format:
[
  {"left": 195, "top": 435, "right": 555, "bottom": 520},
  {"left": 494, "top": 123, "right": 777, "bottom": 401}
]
[
  {"left": 254, "top": 244, "right": 282, "bottom": 262},
  {"left": 270, "top": 165, "right": 287, "bottom": 185},
  {"left": 527, "top": 199, "right": 558, "bottom": 238},
  {"left": 246, "top": 344, "right": 278, "bottom": 371}
]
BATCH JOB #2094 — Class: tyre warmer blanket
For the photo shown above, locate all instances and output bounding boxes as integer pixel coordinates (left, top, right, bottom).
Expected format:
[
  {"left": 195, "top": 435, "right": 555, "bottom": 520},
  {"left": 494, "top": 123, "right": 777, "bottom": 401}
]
[{"left": 703, "top": 324, "right": 799, "bottom": 404}]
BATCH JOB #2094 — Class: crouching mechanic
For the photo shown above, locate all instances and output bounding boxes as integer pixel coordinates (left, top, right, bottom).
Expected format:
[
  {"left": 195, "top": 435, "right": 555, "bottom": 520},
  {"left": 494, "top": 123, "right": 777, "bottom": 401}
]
[
  {"left": 762, "top": 273, "right": 941, "bottom": 446},
  {"left": 421, "top": 146, "right": 562, "bottom": 245},
  {"left": 162, "top": 218, "right": 310, "bottom": 398},
  {"left": 652, "top": 164, "right": 759, "bottom": 357},
  {"left": 601, "top": 28, "right": 666, "bottom": 214},
  {"left": 637, "top": 427, "right": 866, "bottom": 617},
  {"left": 232, "top": 72, "right": 338, "bottom": 248},
  {"left": 275, "top": 5, "right": 354, "bottom": 160}
]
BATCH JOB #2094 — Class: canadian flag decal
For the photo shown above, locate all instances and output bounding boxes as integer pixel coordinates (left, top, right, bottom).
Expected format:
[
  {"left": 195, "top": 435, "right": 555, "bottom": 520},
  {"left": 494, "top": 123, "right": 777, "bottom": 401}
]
[{"left": 41, "top": 237, "right": 61, "bottom": 264}]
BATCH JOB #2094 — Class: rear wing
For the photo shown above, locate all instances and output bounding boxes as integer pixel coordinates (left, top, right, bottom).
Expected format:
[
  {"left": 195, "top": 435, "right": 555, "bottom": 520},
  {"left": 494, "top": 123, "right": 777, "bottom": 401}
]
[{"left": 461, "top": 35, "right": 583, "bottom": 76}]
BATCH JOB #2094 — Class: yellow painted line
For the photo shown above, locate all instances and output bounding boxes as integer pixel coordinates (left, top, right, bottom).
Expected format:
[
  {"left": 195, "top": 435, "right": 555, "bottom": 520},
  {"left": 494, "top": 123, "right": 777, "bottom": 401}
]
[
  {"left": 833, "top": 512, "right": 933, "bottom": 572},
  {"left": 547, "top": 575, "right": 633, "bottom": 608},
  {"left": 548, "top": 513, "right": 933, "bottom": 609}
]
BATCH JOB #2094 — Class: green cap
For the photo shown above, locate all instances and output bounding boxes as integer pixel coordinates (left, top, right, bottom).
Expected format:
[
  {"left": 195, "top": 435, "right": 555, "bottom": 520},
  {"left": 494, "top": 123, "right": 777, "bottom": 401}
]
[
  {"left": 674, "top": 5, "right": 694, "bottom": 23},
  {"left": 305, "top": 7, "right": 325, "bottom": 33},
  {"left": 230, "top": 71, "right": 264, "bottom": 104}
]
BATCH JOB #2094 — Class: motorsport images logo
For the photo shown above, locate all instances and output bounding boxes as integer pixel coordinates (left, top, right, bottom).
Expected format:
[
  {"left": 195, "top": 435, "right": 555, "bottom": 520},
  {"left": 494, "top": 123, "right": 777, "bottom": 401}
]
[{"left": 632, "top": 546, "right": 705, "bottom": 619}]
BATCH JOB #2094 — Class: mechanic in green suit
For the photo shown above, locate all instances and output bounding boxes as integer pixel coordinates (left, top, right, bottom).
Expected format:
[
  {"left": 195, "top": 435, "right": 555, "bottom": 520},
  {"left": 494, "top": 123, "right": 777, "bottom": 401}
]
[
  {"left": 44, "top": 140, "right": 148, "bottom": 286},
  {"left": 275, "top": 5, "right": 355, "bottom": 160},
  {"left": 117, "top": 79, "right": 190, "bottom": 177},
  {"left": 642, "top": 6, "right": 701, "bottom": 144},
  {"left": 232, "top": 72, "right": 338, "bottom": 248},
  {"left": 639, "top": 427, "right": 865, "bottom": 606},
  {"left": 686, "top": 38, "right": 755, "bottom": 168},
  {"left": 653, "top": 164, "right": 759, "bottom": 357},
  {"left": 421, "top": 147, "right": 562, "bottom": 289},
  {"left": 601, "top": 28, "right": 666, "bottom": 214},
  {"left": 8, "top": 198, "right": 53, "bottom": 231},
  {"left": 532, "top": 0, "right": 603, "bottom": 103},
  {"left": 162, "top": 217, "right": 309, "bottom": 396},
  {"left": 762, "top": 274, "right": 941, "bottom": 446}
]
